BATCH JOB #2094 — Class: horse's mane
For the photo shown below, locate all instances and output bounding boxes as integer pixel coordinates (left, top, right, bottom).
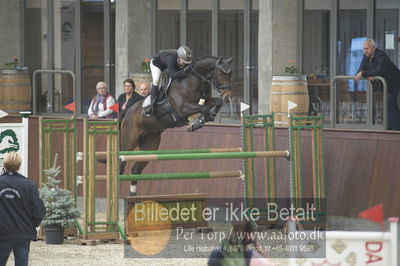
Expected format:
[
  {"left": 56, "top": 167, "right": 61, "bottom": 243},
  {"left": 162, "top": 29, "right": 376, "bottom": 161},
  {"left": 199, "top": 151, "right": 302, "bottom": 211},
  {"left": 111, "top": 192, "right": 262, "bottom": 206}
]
[
  {"left": 192, "top": 56, "right": 218, "bottom": 71},
  {"left": 194, "top": 55, "right": 218, "bottom": 62}
]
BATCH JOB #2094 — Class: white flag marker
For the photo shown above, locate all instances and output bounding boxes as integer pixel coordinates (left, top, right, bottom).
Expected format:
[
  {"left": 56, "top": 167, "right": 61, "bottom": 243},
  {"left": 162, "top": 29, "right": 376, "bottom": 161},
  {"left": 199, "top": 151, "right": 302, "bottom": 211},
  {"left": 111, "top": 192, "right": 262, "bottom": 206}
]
[
  {"left": 240, "top": 102, "right": 250, "bottom": 113},
  {"left": 288, "top": 100, "right": 298, "bottom": 117},
  {"left": 0, "top": 110, "right": 9, "bottom": 119}
]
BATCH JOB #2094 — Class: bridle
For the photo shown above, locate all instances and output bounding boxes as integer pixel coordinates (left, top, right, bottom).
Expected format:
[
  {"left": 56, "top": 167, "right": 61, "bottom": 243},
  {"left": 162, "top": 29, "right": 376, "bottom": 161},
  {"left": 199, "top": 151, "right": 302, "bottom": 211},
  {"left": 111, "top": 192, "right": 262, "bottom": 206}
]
[{"left": 191, "top": 61, "right": 232, "bottom": 95}]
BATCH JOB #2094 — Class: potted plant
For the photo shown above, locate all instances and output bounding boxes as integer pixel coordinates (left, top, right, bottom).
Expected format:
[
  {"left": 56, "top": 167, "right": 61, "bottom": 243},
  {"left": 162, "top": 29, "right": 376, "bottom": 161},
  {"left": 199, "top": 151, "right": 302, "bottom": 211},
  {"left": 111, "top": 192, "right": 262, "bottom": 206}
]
[
  {"left": 39, "top": 155, "right": 80, "bottom": 244},
  {"left": 129, "top": 58, "right": 153, "bottom": 91}
]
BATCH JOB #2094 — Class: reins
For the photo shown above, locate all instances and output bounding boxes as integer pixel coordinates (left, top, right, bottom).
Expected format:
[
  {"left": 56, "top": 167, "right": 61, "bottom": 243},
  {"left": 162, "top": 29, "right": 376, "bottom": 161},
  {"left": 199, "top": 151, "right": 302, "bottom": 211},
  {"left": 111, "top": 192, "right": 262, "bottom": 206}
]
[{"left": 190, "top": 65, "right": 229, "bottom": 94}]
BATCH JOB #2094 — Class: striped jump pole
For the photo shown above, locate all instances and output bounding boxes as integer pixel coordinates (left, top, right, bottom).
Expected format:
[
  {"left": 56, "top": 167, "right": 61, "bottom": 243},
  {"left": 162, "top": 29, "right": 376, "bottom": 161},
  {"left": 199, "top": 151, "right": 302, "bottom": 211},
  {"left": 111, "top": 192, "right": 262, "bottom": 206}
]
[
  {"left": 241, "top": 114, "right": 276, "bottom": 208},
  {"left": 119, "top": 150, "right": 289, "bottom": 162},
  {"left": 289, "top": 116, "right": 326, "bottom": 214},
  {"left": 95, "top": 147, "right": 242, "bottom": 159},
  {"left": 83, "top": 119, "right": 122, "bottom": 241},
  {"left": 39, "top": 117, "right": 80, "bottom": 237},
  {"left": 118, "top": 170, "right": 243, "bottom": 181},
  {"left": 39, "top": 117, "right": 77, "bottom": 198}
]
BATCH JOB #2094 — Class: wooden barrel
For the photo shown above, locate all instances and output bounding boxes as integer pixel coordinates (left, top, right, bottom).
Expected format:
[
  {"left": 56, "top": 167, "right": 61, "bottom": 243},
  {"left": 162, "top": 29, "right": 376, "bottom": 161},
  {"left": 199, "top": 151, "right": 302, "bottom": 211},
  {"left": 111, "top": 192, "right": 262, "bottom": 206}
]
[
  {"left": 128, "top": 72, "right": 152, "bottom": 92},
  {"left": 0, "top": 69, "right": 32, "bottom": 114},
  {"left": 270, "top": 75, "right": 309, "bottom": 124}
]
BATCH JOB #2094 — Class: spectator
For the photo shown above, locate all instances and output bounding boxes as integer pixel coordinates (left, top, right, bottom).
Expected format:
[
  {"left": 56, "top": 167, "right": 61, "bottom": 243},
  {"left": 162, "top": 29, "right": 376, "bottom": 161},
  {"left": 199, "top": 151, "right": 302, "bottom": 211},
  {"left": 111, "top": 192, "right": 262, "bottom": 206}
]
[
  {"left": 143, "top": 45, "right": 193, "bottom": 116},
  {"left": 88, "top": 81, "right": 117, "bottom": 119},
  {"left": 117, "top": 78, "right": 144, "bottom": 122},
  {"left": 137, "top": 82, "right": 150, "bottom": 98},
  {"left": 0, "top": 152, "right": 46, "bottom": 266},
  {"left": 355, "top": 39, "right": 400, "bottom": 130}
]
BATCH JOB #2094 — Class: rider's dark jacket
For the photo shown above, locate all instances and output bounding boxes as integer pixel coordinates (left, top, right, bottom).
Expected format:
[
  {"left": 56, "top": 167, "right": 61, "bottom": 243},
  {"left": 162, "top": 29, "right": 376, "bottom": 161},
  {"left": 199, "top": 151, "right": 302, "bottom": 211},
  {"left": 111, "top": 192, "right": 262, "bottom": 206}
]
[
  {"left": 152, "top": 50, "right": 191, "bottom": 80},
  {"left": 0, "top": 171, "right": 46, "bottom": 241}
]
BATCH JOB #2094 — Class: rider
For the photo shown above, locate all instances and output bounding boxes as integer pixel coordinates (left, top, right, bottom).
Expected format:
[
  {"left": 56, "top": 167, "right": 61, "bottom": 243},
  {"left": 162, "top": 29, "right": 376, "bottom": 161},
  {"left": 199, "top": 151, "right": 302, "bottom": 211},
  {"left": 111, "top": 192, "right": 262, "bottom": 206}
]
[{"left": 143, "top": 45, "right": 194, "bottom": 116}]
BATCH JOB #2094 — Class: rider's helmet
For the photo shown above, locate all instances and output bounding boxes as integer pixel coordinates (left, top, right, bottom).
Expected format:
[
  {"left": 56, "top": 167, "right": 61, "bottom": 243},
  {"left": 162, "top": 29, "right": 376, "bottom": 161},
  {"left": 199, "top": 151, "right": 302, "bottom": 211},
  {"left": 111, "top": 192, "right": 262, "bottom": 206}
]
[{"left": 177, "top": 45, "right": 192, "bottom": 64}]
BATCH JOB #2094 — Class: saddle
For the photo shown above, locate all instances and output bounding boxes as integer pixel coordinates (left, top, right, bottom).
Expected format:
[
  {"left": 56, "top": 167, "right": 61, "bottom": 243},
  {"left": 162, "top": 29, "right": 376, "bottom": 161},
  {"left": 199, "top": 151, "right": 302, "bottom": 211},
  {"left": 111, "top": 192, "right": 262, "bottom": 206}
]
[
  {"left": 143, "top": 72, "right": 187, "bottom": 128},
  {"left": 142, "top": 72, "right": 171, "bottom": 107}
]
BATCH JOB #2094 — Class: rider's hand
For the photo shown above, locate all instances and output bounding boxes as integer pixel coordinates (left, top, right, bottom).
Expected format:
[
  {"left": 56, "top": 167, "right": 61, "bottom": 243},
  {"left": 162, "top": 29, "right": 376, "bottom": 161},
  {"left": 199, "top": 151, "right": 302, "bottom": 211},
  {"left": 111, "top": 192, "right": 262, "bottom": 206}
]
[{"left": 183, "top": 64, "right": 193, "bottom": 73}]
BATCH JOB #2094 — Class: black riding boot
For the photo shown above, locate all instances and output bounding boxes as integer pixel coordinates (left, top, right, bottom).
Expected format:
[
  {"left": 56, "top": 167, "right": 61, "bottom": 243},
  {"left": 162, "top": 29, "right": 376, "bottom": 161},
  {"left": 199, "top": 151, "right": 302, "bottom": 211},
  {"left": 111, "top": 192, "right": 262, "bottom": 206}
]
[{"left": 143, "top": 84, "right": 159, "bottom": 116}]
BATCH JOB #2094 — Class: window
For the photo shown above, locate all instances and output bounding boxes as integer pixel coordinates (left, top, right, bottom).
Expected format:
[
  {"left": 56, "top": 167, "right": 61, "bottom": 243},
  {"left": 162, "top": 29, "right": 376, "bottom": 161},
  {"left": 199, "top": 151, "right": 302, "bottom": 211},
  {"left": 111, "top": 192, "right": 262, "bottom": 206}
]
[
  {"left": 187, "top": 0, "right": 212, "bottom": 57},
  {"left": 157, "top": 0, "right": 180, "bottom": 50},
  {"left": 218, "top": 0, "right": 244, "bottom": 121}
]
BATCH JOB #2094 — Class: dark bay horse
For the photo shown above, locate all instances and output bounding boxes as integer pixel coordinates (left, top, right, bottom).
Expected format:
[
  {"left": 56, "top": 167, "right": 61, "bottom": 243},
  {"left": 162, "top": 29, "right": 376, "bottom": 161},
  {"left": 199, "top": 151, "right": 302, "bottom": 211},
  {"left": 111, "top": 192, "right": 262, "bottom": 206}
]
[{"left": 120, "top": 56, "right": 233, "bottom": 195}]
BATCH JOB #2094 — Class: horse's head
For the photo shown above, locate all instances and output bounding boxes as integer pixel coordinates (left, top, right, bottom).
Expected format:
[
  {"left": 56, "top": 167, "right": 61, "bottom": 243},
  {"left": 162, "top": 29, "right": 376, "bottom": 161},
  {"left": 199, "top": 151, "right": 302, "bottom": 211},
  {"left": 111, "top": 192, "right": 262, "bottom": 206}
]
[{"left": 213, "top": 57, "right": 233, "bottom": 103}]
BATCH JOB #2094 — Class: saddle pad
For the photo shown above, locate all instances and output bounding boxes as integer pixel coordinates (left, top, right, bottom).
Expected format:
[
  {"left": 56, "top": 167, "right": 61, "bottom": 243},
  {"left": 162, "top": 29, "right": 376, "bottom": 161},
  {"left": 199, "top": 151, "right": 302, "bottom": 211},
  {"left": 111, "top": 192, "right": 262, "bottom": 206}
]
[
  {"left": 143, "top": 96, "right": 151, "bottom": 107},
  {"left": 141, "top": 77, "right": 172, "bottom": 108}
]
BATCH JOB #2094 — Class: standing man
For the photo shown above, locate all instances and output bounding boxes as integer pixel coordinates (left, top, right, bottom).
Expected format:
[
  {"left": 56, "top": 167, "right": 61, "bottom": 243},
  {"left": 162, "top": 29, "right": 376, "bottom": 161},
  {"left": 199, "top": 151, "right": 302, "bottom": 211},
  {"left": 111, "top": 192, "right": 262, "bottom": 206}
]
[
  {"left": 0, "top": 152, "right": 46, "bottom": 266},
  {"left": 355, "top": 39, "right": 400, "bottom": 130}
]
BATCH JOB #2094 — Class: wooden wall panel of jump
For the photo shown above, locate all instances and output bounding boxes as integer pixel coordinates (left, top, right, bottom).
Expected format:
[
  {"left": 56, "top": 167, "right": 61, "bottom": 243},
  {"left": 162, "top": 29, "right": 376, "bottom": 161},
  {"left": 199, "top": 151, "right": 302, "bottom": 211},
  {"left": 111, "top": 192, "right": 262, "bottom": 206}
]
[{"left": 2, "top": 116, "right": 400, "bottom": 217}]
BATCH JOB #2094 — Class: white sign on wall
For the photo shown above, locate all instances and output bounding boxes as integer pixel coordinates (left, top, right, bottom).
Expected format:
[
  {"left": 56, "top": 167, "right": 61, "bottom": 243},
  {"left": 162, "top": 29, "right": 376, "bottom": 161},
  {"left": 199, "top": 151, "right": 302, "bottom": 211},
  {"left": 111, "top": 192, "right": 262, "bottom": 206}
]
[
  {"left": 0, "top": 117, "right": 29, "bottom": 176},
  {"left": 385, "top": 32, "right": 395, "bottom": 50}
]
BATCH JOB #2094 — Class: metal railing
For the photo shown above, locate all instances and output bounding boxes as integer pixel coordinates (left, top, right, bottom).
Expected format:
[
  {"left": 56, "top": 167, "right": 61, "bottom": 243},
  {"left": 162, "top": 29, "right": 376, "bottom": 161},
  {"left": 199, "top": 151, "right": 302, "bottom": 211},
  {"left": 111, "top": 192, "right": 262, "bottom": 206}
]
[
  {"left": 32, "top": 69, "right": 76, "bottom": 116},
  {"left": 330, "top": 75, "right": 387, "bottom": 129}
]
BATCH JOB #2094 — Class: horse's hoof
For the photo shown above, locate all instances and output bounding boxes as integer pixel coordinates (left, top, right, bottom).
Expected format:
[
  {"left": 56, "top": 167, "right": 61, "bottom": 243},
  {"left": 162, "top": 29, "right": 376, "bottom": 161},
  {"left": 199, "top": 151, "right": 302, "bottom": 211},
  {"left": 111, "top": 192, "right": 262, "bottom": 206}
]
[{"left": 187, "top": 121, "right": 204, "bottom": 132}]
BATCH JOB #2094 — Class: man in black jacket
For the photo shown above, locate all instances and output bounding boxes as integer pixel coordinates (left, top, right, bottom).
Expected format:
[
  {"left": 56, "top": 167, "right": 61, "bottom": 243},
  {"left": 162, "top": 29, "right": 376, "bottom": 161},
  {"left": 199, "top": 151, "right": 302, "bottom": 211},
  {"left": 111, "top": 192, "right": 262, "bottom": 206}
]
[
  {"left": 355, "top": 39, "right": 400, "bottom": 130},
  {"left": 0, "top": 152, "right": 46, "bottom": 266},
  {"left": 143, "top": 45, "right": 194, "bottom": 116}
]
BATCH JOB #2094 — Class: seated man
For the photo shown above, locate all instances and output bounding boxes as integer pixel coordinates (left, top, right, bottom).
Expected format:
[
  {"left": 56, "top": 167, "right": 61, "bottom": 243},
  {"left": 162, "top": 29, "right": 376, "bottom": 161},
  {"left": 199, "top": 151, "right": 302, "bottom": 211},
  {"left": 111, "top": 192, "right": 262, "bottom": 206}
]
[
  {"left": 137, "top": 83, "right": 150, "bottom": 98},
  {"left": 143, "top": 45, "right": 194, "bottom": 116}
]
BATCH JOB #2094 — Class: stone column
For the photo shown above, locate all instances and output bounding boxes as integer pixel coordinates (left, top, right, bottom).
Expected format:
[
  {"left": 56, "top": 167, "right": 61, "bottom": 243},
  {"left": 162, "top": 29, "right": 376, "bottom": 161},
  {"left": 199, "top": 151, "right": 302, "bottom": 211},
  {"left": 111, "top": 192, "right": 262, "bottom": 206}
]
[
  {"left": 0, "top": 0, "right": 20, "bottom": 66},
  {"left": 115, "top": 0, "right": 152, "bottom": 96},
  {"left": 115, "top": 0, "right": 129, "bottom": 97},
  {"left": 272, "top": 0, "right": 299, "bottom": 75},
  {"left": 258, "top": 0, "right": 300, "bottom": 114},
  {"left": 257, "top": 0, "right": 273, "bottom": 114}
]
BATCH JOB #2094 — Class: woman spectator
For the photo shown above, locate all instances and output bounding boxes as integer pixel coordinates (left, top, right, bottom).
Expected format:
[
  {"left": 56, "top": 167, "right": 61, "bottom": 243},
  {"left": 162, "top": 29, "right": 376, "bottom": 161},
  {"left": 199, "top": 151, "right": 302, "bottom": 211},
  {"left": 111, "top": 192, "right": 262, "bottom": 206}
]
[
  {"left": 117, "top": 78, "right": 144, "bottom": 121},
  {"left": 88, "top": 81, "right": 117, "bottom": 119},
  {"left": 0, "top": 152, "right": 45, "bottom": 266}
]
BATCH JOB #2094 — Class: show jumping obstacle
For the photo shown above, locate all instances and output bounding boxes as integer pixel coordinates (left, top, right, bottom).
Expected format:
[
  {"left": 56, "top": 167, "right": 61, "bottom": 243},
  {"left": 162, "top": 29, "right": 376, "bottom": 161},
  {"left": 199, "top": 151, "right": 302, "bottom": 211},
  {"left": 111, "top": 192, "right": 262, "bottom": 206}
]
[
  {"left": 38, "top": 117, "right": 82, "bottom": 236},
  {"left": 80, "top": 114, "right": 324, "bottom": 240},
  {"left": 39, "top": 114, "right": 325, "bottom": 241}
]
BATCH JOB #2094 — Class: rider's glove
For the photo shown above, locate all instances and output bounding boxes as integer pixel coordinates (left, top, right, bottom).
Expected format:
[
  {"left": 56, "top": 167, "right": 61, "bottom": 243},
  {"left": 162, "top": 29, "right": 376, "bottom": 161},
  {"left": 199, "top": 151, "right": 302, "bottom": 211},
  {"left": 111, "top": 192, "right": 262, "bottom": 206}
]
[{"left": 183, "top": 64, "right": 193, "bottom": 74}]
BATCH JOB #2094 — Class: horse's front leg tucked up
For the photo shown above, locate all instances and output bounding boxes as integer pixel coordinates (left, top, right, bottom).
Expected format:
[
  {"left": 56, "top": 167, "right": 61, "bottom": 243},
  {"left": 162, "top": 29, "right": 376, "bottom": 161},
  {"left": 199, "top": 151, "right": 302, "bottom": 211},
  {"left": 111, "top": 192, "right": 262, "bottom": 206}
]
[
  {"left": 182, "top": 102, "right": 211, "bottom": 132},
  {"left": 207, "top": 97, "right": 223, "bottom": 121}
]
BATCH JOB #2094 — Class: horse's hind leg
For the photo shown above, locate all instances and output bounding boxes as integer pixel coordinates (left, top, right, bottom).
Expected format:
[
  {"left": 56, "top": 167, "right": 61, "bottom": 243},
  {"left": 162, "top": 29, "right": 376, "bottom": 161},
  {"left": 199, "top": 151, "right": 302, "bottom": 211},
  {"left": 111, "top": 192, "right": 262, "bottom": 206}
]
[{"left": 129, "top": 132, "right": 162, "bottom": 196}]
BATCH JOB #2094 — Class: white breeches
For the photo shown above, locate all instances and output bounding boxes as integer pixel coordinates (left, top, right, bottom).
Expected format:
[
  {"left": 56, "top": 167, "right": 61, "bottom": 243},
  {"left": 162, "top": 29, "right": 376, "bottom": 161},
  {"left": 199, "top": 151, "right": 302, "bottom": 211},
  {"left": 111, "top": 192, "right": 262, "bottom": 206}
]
[{"left": 150, "top": 60, "right": 162, "bottom": 86}]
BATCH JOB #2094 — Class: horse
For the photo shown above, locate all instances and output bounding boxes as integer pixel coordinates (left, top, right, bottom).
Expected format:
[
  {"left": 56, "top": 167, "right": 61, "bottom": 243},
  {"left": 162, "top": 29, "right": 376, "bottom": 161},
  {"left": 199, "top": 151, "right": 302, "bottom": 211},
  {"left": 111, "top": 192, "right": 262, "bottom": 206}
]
[{"left": 119, "top": 56, "right": 233, "bottom": 195}]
